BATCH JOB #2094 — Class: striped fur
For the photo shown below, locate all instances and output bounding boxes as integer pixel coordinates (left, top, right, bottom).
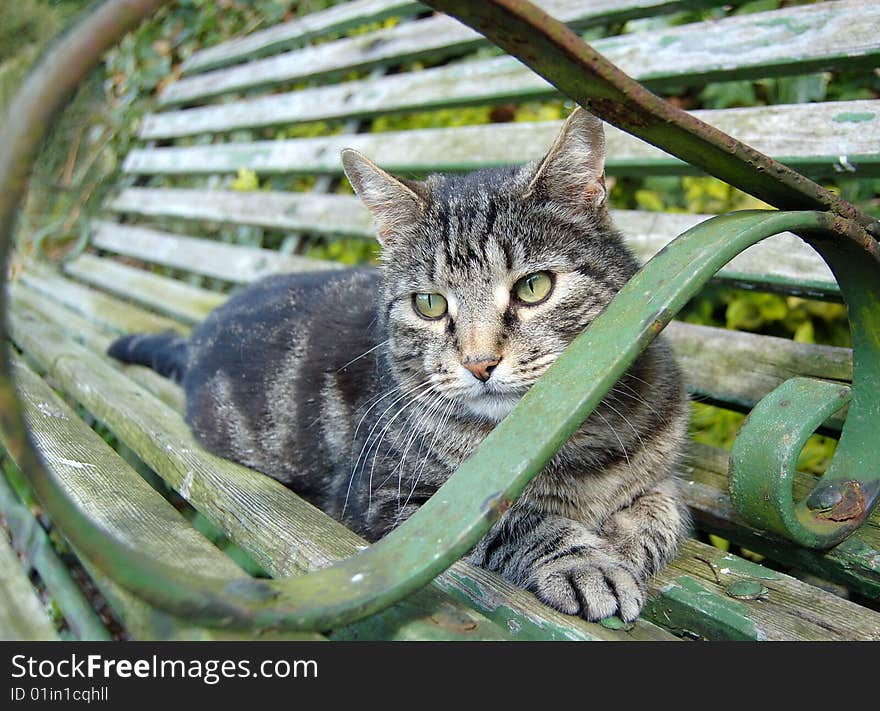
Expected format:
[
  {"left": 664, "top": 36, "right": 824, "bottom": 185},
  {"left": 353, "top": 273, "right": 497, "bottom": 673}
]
[{"left": 109, "top": 109, "right": 690, "bottom": 622}]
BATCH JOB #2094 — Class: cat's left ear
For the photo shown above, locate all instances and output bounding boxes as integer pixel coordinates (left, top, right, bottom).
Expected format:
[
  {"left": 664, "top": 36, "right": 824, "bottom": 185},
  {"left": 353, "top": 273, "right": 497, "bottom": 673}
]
[
  {"left": 523, "top": 107, "right": 607, "bottom": 211},
  {"left": 341, "top": 148, "right": 426, "bottom": 246}
]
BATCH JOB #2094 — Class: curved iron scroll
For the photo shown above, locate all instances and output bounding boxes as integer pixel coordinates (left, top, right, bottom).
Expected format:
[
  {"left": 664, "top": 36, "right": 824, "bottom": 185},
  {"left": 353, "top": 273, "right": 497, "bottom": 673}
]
[{"left": 0, "top": 2, "right": 878, "bottom": 631}]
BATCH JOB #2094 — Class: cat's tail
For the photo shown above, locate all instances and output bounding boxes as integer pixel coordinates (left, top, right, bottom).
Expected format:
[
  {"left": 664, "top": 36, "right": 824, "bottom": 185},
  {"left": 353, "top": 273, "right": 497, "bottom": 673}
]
[{"left": 107, "top": 331, "right": 190, "bottom": 384}]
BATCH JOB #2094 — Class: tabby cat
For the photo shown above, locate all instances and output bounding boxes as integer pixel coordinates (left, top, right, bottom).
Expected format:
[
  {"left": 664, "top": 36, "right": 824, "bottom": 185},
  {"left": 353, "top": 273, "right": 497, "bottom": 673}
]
[{"left": 108, "top": 108, "right": 690, "bottom": 622}]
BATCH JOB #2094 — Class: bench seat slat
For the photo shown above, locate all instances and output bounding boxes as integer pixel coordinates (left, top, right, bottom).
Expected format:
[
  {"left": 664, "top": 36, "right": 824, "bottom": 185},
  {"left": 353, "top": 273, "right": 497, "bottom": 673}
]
[
  {"left": 161, "top": 0, "right": 879, "bottom": 108},
  {"left": 104, "top": 191, "right": 840, "bottom": 299},
  {"left": 124, "top": 100, "right": 880, "bottom": 179},
  {"left": 5, "top": 355, "right": 313, "bottom": 640},
  {"left": 146, "top": 0, "right": 880, "bottom": 139},
  {"left": 20, "top": 261, "right": 185, "bottom": 336},
  {"left": 0, "top": 530, "right": 59, "bottom": 640},
  {"left": 10, "top": 284, "right": 186, "bottom": 412},
  {"left": 63, "top": 254, "right": 226, "bottom": 324},
  {"left": 0, "top": 467, "right": 111, "bottom": 641},
  {"left": 9, "top": 354, "right": 248, "bottom": 581},
  {"left": 649, "top": 538, "right": 880, "bottom": 640},
  {"left": 666, "top": 321, "right": 850, "bottom": 428}
]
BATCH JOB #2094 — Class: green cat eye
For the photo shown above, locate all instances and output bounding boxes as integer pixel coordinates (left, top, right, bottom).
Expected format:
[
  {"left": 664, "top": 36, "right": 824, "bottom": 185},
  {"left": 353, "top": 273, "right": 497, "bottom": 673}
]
[
  {"left": 513, "top": 271, "right": 554, "bottom": 304},
  {"left": 413, "top": 292, "right": 448, "bottom": 319}
]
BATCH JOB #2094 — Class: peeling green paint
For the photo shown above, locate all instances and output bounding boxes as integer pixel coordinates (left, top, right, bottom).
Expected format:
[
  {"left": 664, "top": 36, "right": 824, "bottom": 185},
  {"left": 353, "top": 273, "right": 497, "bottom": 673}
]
[
  {"left": 716, "top": 554, "right": 782, "bottom": 581},
  {"left": 724, "top": 580, "right": 769, "bottom": 600},
  {"left": 645, "top": 576, "right": 763, "bottom": 641},
  {"left": 833, "top": 112, "right": 876, "bottom": 124},
  {"left": 599, "top": 615, "right": 634, "bottom": 631},
  {"left": 754, "top": 17, "right": 813, "bottom": 35},
  {"left": 834, "top": 537, "right": 880, "bottom": 575}
]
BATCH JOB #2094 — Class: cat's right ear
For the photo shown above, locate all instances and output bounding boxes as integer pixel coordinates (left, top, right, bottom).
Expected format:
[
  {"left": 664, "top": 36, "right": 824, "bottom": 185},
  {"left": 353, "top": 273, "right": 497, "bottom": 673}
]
[
  {"left": 341, "top": 149, "right": 426, "bottom": 246},
  {"left": 522, "top": 107, "right": 607, "bottom": 213}
]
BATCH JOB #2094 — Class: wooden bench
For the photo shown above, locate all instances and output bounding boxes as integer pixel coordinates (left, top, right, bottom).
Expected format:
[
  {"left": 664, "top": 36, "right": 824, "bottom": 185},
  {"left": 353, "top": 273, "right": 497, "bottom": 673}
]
[{"left": 1, "top": 0, "right": 879, "bottom": 641}]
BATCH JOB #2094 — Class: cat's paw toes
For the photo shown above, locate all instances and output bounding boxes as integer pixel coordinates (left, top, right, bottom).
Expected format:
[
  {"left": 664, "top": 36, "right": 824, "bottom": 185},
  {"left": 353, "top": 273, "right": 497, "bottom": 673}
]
[{"left": 529, "top": 553, "right": 647, "bottom": 623}]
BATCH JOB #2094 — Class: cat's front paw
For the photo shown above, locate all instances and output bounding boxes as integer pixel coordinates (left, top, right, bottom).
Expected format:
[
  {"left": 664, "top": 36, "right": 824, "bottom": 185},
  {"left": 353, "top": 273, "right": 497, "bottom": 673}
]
[{"left": 527, "top": 548, "right": 647, "bottom": 622}]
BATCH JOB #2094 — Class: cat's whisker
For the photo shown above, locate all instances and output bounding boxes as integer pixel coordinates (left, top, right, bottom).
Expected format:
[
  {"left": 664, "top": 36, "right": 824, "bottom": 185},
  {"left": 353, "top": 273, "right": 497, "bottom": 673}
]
[
  {"left": 364, "top": 384, "right": 439, "bottom": 512},
  {"left": 371, "top": 389, "right": 447, "bottom": 499},
  {"left": 365, "top": 388, "right": 435, "bottom": 499},
  {"left": 350, "top": 375, "right": 415, "bottom": 446},
  {"left": 612, "top": 380, "right": 667, "bottom": 423},
  {"left": 602, "top": 399, "right": 648, "bottom": 454},
  {"left": 398, "top": 397, "right": 457, "bottom": 520},
  {"left": 593, "top": 408, "right": 633, "bottom": 476},
  {"left": 336, "top": 339, "right": 390, "bottom": 373},
  {"left": 622, "top": 372, "right": 653, "bottom": 388},
  {"left": 352, "top": 380, "right": 433, "bottom": 483},
  {"left": 342, "top": 379, "right": 433, "bottom": 517}
]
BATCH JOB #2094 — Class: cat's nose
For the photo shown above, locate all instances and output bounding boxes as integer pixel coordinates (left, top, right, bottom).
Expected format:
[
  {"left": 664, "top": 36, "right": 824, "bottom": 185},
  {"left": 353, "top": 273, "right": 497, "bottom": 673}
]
[{"left": 463, "top": 356, "right": 501, "bottom": 382}]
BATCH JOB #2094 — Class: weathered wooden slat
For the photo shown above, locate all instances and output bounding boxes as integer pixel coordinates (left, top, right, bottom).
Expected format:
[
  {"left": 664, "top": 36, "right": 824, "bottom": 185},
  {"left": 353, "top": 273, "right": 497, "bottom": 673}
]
[
  {"left": 3, "top": 357, "right": 312, "bottom": 639},
  {"left": 614, "top": 211, "right": 838, "bottom": 300},
  {"left": 9, "top": 283, "right": 186, "bottom": 412},
  {"left": 63, "top": 254, "right": 226, "bottom": 324},
  {"left": 89, "top": 220, "right": 340, "bottom": 284},
  {"left": 646, "top": 538, "right": 880, "bottom": 640},
  {"left": 666, "top": 321, "right": 851, "bottom": 427},
  {"left": 7, "top": 296, "right": 676, "bottom": 640},
  {"left": 146, "top": 0, "right": 880, "bottom": 139},
  {"left": 0, "top": 529, "right": 59, "bottom": 640},
  {"left": 107, "top": 188, "right": 373, "bottom": 235},
  {"left": 19, "top": 260, "right": 186, "bottom": 336},
  {"left": 125, "top": 100, "right": 880, "bottom": 179},
  {"left": 106, "top": 189, "right": 839, "bottom": 298},
  {"left": 8, "top": 355, "right": 248, "bottom": 582},
  {"left": 160, "top": 0, "right": 878, "bottom": 108},
  {"left": 182, "top": 0, "right": 425, "bottom": 75},
  {"left": 0, "top": 466, "right": 112, "bottom": 641},
  {"left": 682, "top": 442, "right": 880, "bottom": 600}
]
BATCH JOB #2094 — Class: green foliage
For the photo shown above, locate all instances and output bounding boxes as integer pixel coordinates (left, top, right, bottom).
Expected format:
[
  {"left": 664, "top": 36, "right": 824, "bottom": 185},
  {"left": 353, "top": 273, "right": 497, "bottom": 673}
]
[
  {"left": 2, "top": 453, "right": 38, "bottom": 509},
  {"left": 690, "top": 402, "right": 838, "bottom": 476},
  {"left": 306, "top": 237, "right": 379, "bottom": 265},
  {"left": 0, "top": 0, "right": 60, "bottom": 64},
  {"left": 679, "top": 286, "right": 851, "bottom": 347}
]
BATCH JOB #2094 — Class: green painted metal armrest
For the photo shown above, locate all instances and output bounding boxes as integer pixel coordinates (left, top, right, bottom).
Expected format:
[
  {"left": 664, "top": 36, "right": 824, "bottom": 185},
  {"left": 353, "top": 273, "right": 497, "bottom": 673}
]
[{"left": 1, "top": 0, "right": 879, "bottom": 632}]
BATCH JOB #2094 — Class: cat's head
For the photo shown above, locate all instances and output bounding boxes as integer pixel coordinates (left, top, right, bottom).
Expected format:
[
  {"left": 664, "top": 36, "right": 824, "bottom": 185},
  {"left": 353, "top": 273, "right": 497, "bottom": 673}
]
[{"left": 341, "top": 108, "right": 638, "bottom": 422}]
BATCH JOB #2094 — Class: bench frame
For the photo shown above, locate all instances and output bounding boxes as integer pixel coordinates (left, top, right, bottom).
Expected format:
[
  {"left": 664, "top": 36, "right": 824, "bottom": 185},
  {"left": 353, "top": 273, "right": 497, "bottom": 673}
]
[{"left": 2, "top": 0, "right": 879, "bottom": 639}]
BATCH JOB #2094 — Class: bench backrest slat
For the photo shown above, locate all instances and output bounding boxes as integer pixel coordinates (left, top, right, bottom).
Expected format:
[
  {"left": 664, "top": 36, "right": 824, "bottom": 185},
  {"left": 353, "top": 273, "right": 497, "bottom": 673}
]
[
  {"left": 145, "top": 0, "right": 880, "bottom": 139},
  {"left": 94, "top": 207, "right": 840, "bottom": 299},
  {"left": 124, "top": 99, "right": 880, "bottom": 179},
  {"left": 181, "top": 0, "right": 426, "bottom": 74},
  {"left": 160, "top": 0, "right": 757, "bottom": 106}
]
